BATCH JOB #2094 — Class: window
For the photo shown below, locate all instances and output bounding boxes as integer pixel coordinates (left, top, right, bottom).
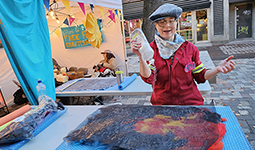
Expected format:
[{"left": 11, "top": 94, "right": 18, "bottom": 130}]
[
  {"left": 196, "top": 10, "right": 208, "bottom": 41},
  {"left": 179, "top": 11, "right": 193, "bottom": 42}
]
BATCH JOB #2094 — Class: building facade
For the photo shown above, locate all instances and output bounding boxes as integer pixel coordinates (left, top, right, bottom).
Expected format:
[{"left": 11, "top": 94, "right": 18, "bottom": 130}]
[
  {"left": 123, "top": 0, "right": 255, "bottom": 44},
  {"left": 229, "top": 0, "right": 255, "bottom": 40}
]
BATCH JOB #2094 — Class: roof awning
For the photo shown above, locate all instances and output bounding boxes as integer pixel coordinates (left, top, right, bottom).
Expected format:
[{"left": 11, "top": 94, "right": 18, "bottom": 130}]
[
  {"left": 123, "top": 0, "right": 211, "bottom": 20},
  {"left": 229, "top": 0, "right": 254, "bottom": 3}
]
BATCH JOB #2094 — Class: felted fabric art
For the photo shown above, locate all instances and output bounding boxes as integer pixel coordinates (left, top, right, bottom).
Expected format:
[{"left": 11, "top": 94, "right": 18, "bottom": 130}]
[
  {"left": 64, "top": 78, "right": 117, "bottom": 91},
  {"left": 64, "top": 105, "right": 226, "bottom": 150}
]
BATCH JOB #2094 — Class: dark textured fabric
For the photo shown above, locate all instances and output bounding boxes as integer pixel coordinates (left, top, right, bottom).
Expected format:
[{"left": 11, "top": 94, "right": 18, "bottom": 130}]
[{"left": 64, "top": 105, "right": 225, "bottom": 150}]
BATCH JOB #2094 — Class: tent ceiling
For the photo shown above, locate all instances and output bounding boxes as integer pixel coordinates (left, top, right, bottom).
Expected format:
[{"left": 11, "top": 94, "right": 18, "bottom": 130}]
[
  {"left": 123, "top": 0, "right": 211, "bottom": 20},
  {"left": 46, "top": 1, "right": 121, "bottom": 32}
]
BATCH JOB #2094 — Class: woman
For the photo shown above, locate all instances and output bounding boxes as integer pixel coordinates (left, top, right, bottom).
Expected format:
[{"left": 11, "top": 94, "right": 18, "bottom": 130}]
[
  {"left": 98, "top": 50, "right": 119, "bottom": 72},
  {"left": 131, "top": 4, "right": 235, "bottom": 105}
]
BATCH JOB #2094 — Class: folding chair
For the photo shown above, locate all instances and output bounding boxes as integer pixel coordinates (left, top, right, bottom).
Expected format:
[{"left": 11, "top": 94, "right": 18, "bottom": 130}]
[{"left": 69, "top": 67, "right": 78, "bottom": 72}]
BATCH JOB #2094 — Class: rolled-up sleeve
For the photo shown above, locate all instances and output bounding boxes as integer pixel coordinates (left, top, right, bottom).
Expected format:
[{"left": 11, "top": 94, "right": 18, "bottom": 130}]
[
  {"left": 140, "top": 70, "right": 155, "bottom": 85},
  {"left": 193, "top": 69, "right": 206, "bottom": 83}
]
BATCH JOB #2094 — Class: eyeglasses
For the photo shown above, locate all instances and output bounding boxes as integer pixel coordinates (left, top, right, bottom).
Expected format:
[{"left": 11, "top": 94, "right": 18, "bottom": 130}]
[{"left": 156, "top": 19, "right": 177, "bottom": 27}]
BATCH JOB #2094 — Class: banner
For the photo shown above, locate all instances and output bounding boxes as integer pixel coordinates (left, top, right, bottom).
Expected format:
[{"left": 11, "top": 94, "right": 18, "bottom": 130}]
[{"left": 61, "top": 21, "right": 103, "bottom": 49}]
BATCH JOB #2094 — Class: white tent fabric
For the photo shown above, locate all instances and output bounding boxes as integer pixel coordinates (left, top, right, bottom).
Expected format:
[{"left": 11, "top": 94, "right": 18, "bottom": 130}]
[
  {"left": 49, "top": 4, "right": 126, "bottom": 76},
  {"left": 0, "top": 48, "right": 19, "bottom": 106},
  {"left": 0, "top": 0, "right": 126, "bottom": 105},
  {"left": 69, "top": 0, "right": 122, "bottom": 9}
]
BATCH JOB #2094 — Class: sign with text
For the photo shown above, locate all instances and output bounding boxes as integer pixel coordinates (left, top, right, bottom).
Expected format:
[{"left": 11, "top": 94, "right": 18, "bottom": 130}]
[{"left": 61, "top": 21, "right": 103, "bottom": 49}]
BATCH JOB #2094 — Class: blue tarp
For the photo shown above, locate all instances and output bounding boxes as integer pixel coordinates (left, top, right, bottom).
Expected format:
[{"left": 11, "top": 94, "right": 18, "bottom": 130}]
[{"left": 0, "top": 0, "right": 55, "bottom": 105}]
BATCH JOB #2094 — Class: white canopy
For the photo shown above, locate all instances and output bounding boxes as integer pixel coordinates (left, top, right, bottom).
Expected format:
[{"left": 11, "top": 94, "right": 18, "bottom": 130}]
[
  {"left": 0, "top": 0, "right": 125, "bottom": 105},
  {"left": 69, "top": 0, "right": 122, "bottom": 9}
]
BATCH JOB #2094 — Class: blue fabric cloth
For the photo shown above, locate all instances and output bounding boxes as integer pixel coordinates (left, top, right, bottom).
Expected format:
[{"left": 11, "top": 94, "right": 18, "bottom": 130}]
[{"left": 0, "top": 0, "right": 55, "bottom": 105}]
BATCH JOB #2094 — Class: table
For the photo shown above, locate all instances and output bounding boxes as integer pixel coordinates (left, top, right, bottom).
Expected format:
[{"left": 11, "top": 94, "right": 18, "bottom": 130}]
[
  {"left": 56, "top": 76, "right": 152, "bottom": 97},
  {"left": 19, "top": 106, "right": 252, "bottom": 150},
  {"left": 56, "top": 76, "right": 211, "bottom": 97},
  {"left": 19, "top": 106, "right": 101, "bottom": 150}
]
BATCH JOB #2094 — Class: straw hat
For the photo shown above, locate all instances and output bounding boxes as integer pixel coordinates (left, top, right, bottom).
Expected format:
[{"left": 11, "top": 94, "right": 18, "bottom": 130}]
[{"left": 101, "top": 50, "right": 112, "bottom": 54}]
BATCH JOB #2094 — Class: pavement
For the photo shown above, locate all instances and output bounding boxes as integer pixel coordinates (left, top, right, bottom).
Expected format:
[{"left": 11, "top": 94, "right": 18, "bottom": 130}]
[
  {"left": 199, "top": 38, "right": 255, "bottom": 60},
  {"left": 104, "top": 38, "right": 255, "bottom": 149}
]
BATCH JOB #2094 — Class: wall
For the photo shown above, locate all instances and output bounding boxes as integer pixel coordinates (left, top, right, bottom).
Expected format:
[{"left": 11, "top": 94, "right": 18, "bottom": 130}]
[
  {"left": 209, "top": 0, "right": 230, "bottom": 43},
  {"left": 229, "top": 3, "right": 237, "bottom": 40}
]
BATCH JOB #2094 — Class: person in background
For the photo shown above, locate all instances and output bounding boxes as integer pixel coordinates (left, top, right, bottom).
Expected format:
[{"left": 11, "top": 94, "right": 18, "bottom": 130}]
[
  {"left": 131, "top": 3, "right": 235, "bottom": 105},
  {"left": 98, "top": 50, "right": 119, "bottom": 72},
  {"left": 52, "top": 58, "right": 61, "bottom": 70}
]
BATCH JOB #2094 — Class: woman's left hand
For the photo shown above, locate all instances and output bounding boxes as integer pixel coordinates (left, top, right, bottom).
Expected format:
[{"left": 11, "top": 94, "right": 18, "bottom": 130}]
[{"left": 217, "top": 55, "right": 235, "bottom": 73}]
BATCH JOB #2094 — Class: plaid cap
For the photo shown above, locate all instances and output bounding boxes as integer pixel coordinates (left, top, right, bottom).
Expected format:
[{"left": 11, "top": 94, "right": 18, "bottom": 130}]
[{"left": 149, "top": 3, "right": 182, "bottom": 22}]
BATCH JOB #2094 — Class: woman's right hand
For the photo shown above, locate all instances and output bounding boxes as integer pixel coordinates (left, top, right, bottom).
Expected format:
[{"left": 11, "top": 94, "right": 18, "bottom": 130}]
[{"left": 131, "top": 40, "right": 142, "bottom": 57}]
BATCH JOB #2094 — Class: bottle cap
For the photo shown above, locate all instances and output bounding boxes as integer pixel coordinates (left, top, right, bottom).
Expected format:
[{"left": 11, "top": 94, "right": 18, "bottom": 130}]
[
  {"left": 115, "top": 70, "right": 123, "bottom": 74},
  {"left": 38, "top": 79, "right": 42, "bottom": 83}
]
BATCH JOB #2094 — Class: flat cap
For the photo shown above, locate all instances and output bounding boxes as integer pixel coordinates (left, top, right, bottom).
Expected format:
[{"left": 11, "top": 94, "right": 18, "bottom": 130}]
[{"left": 149, "top": 3, "right": 182, "bottom": 22}]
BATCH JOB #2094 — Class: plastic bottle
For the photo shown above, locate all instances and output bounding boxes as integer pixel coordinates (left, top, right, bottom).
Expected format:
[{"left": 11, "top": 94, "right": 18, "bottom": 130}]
[
  {"left": 36, "top": 79, "right": 47, "bottom": 103},
  {"left": 131, "top": 28, "right": 154, "bottom": 61}
]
